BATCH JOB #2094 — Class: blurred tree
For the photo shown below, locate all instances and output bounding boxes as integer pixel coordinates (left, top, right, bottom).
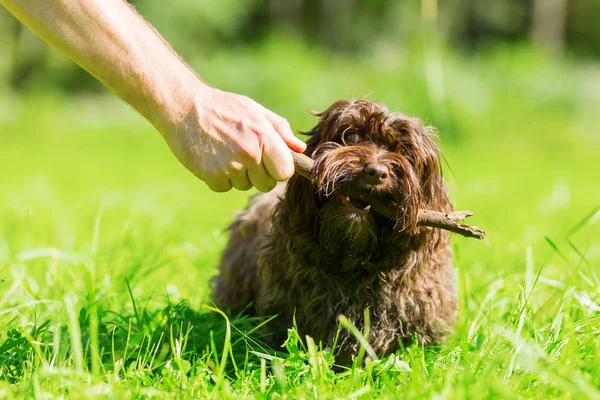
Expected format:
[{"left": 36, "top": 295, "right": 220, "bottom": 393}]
[
  {"left": 2, "top": 0, "right": 600, "bottom": 92},
  {"left": 8, "top": 23, "right": 49, "bottom": 90},
  {"left": 532, "top": 0, "right": 568, "bottom": 54},
  {"left": 567, "top": 0, "right": 600, "bottom": 58},
  {"left": 130, "top": 0, "right": 260, "bottom": 56},
  {"left": 458, "top": 0, "right": 531, "bottom": 49}
]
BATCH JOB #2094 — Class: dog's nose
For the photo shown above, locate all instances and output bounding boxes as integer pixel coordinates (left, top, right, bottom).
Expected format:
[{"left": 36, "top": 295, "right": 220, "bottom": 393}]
[{"left": 362, "top": 163, "right": 389, "bottom": 184}]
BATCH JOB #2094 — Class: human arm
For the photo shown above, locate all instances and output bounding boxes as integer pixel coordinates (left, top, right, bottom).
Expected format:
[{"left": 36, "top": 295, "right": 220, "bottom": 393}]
[{"left": 0, "top": 0, "right": 306, "bottom": 191}]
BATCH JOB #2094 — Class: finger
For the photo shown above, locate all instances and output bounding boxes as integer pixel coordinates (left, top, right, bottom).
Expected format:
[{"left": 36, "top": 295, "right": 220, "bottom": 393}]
[
  {"left": 204, "top": 174, "right": 233, "bottom": 193},
  {"left": 229, "top": 170, "right": 253, "bottom": 191},
  {"left": 261, "top": 129, "right": 295, "bottom": 182},
  {"left": 247, "top": 163, "right": 277, "bottom": 193},
  {"left": 264, "top": 111, "right": 307, "bottom": 153},
  {"left": 224, "top": 161, "right": 253, "bottom": 191}
]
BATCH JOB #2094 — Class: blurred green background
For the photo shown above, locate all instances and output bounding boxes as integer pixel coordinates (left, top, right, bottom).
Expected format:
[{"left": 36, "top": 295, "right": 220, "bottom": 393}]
[
  {"left": 2, "top": 0, "right": 600, "bottom": 93},
  {"left": 0, "top": 0, "right": 598, "bottom": 346},
  {"left": 1, "top": 0, "right": 596, "bottom": 260},
  {"left": 0, "top": 0, "right": 599, "bottom": 397}
]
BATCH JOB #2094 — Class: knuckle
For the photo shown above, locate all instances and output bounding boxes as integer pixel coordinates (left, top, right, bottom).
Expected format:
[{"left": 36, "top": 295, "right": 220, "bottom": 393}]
[
  {"left": 233, "top": 120, "right": 245, "bottom": 133},
  {"left": 226, "top": 161, "right": 245, "bottom": 174},
  {"left": 233, "top": 119, "right": 254, "bottom": 136}
]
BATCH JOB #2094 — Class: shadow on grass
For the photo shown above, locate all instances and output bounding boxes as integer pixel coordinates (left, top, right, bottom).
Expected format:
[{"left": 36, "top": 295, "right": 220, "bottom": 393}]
[
  {"left": 0, "top": 299, "right": 278, "bottom": 383},
  {"left": 0, "top": 289, "right": 441, "bottom": 389},
  {"left": 90, "top": 300, "right": 280, "bottom": 376}
]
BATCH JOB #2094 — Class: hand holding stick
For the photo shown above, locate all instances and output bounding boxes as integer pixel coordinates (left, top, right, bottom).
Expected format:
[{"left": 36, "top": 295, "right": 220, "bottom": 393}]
[{"left": 292, "top": 152, "right": 486, "bottom": 240}]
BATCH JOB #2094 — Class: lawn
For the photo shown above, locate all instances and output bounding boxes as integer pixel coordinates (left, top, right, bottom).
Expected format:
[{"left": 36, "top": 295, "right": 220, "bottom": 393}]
[{"left": 0, "top": 39, "right": 599, "bottom": 398}]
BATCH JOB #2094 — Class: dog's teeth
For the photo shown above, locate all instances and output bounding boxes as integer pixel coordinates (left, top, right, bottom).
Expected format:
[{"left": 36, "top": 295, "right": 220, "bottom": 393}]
[{"left": 365, "top": 205, "right": 371, "bottom": 210}]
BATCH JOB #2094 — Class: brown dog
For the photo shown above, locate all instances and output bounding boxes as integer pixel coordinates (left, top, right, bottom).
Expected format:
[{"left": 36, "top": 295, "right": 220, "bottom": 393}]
[{"left": 212, "top": 99, "right": 457, "bottom": 364}]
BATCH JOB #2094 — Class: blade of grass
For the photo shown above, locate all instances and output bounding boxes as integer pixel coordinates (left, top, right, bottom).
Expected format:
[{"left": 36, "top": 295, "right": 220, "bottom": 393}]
[
  {"left": 203, "top": 305, "right": 232, "bottom": 391},
  {"left": 337, "top": 314, "right": 379, "bottom": 362}
]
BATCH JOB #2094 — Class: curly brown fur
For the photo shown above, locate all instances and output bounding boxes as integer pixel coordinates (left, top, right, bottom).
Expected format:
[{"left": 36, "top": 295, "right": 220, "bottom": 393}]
[{"left": 212, "top": 99, "right": 457, "bottom": 365}]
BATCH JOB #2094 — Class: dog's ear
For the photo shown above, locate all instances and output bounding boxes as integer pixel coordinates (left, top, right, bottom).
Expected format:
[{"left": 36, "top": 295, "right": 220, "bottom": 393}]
[
  {"left": 388, "top": 116, "right": 451, "bottom": 211},
  {"left": 281, "top": 102, "right": 354, "bottom": 230},
  {"left": 303, "top": 100, "right": 351, "bottom": 155}
]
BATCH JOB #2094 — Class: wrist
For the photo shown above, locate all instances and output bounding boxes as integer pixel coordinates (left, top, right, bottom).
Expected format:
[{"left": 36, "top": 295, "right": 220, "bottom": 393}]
[{"left": 140, "top": 64, "right": 208, "bottom": 135}]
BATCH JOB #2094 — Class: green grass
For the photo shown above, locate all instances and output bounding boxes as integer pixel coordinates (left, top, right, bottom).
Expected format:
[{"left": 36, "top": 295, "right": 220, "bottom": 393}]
[{"left": 1, "top": 39, "right": 599, "bottom": 398}]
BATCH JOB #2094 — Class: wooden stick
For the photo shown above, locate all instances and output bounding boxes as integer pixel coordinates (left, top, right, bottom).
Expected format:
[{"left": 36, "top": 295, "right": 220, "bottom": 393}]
[{"left": 292, "top": 152, "right": 486, "bottom": 240}]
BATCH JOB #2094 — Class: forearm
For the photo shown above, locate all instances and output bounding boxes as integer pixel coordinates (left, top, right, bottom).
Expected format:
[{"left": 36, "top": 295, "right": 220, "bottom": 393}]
[
  {"left": 0, "top": 0, "right": 199, "bottom": 129},
  {"left": 2, "top": 0, "right": 306, "bottom": 192}
]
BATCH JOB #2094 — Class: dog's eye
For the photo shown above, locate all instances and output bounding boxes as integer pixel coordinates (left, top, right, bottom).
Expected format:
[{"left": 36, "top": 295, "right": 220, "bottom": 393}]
[{"left": 345, "top": 132, "right": 361, "bottom": 144}]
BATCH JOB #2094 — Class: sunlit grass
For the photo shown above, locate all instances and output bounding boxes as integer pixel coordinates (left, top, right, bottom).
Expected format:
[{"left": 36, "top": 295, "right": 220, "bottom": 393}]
[{"left": 0, "top": 41, "right": 599, "bottom": 398}]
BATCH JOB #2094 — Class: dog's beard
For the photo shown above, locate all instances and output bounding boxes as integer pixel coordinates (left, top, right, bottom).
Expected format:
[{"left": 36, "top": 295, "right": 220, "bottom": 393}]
[
  {"left": 316, "top": 201, "right": 378, "bottom": 259},
  {"left": 311, "top": 143, "right": 421, "bottom": 261}
]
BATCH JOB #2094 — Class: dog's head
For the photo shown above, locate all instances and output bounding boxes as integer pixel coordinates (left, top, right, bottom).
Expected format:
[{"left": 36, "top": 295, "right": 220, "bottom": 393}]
[{"left": 284, "top": 99, "right": 450, "bottom": 260}]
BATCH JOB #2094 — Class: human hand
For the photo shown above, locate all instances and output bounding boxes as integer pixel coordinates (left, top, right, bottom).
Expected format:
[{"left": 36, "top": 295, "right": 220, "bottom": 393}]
[
  {"left": 160, "top": 84, "right": 307, "bottom": 192},
  {"left": 0, "top": 0, "right": 305, "bottom": 193}
]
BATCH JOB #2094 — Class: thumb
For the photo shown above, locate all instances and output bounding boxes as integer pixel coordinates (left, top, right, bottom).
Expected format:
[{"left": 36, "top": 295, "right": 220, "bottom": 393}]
[
  {"left": 261, "top": 126, "right": 295, "bottom": 182},
  {"left": 264, "top": 110, "right": 307, "bottom": 153}
]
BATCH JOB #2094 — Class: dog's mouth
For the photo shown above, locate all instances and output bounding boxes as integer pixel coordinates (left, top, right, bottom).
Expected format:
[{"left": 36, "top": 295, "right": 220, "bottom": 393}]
[
  {"left": 339, "top": 194, "right": 371, "bottom": 211},
  {"left": 335, "top": 191, "right": 399, "bottom": 226}
]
